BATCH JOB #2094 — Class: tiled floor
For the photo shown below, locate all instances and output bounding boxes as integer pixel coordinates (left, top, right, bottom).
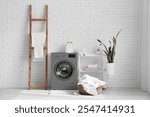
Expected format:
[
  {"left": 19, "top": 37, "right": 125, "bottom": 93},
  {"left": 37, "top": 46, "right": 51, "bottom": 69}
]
[{"left": 0, "top": 88, "right": 150, "bottom": 100}]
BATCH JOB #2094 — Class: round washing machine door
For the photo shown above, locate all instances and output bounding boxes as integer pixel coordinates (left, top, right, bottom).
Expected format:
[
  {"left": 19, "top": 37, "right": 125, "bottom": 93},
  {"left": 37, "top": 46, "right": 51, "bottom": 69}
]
[{"left": 54, "top": 61, "right": 74, "bottom": 80}]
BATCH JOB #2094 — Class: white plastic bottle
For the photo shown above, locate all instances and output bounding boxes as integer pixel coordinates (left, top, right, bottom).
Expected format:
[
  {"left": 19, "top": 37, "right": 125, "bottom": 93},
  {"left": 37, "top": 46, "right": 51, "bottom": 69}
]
[
  {"left": 69, "top": 41, "right": 73, "bottom": 52},
  {"left": 96, "top": 48, "right": 101, "bottom": 55},
  {"left": 65, "top": 41, "right": 70, "bottom": 53}
]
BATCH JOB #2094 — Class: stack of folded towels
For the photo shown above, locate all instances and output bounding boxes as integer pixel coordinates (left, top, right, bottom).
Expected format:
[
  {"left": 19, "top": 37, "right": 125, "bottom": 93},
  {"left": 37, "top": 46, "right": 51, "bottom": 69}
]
[{"left": 78, "top": 74, "right": 107, "bottom": 95}]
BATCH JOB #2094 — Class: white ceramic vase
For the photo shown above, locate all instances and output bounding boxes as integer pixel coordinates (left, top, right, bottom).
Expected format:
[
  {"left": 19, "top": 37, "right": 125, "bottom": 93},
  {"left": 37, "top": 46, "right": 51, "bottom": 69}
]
[{"left": 106, "top": 63, "right": 115, "bottom": 76}]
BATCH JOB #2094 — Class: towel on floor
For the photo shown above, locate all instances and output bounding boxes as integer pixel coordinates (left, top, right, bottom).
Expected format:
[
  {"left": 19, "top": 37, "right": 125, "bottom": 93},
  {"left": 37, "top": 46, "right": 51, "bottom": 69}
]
[
  {"left": 32, "top": 32, "right": 46, "bottom": 59},
  {"left": 78, "top": 74, "right": 107, "bottom": 95}
]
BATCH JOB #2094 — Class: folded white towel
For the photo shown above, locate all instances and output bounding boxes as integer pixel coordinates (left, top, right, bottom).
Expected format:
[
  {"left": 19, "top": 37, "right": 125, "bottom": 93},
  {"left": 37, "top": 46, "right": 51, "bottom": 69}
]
[
  {"left": 78, "top": 74, "right": 107, "bottom": 95},
  {"left": 32, "top": 33, "right": 46, "bottom": 59},
  {"left": 86, "top": 64, "right": 98, "bottom": 69}
]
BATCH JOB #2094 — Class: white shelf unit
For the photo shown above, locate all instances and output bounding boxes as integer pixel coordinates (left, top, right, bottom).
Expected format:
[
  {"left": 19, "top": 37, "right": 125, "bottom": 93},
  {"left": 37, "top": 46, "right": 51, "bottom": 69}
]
[{"left": 79, "top": 54, "right": 107, "bottom": 81}]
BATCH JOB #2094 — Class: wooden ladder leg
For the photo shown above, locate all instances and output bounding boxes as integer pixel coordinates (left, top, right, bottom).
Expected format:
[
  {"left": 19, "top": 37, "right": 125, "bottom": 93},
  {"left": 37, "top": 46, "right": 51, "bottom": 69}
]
[
  {"left": 45, "top": 52, "right": 48, "bottom": 90},
  {"left": 45, "top": 5, "right": 48, "bottom": 89},
  {"left": 28, "top": 38, "right": 32, "bottom": 90},
  {"left": 28, "top": 5, "right": 32, "bottom": 90}
]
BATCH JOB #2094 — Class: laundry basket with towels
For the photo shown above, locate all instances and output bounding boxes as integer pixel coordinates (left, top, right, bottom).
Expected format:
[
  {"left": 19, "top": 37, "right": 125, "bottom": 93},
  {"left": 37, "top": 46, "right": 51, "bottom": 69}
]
[{"left": 78, "top": 74, "right": 107, "bottom": 95}]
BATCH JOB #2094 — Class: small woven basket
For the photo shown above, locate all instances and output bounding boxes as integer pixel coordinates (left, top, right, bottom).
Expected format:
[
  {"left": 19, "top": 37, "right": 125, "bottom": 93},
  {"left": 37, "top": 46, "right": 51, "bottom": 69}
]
[{"left": 78, "top": 84, "right": 102, "bottom": 95}]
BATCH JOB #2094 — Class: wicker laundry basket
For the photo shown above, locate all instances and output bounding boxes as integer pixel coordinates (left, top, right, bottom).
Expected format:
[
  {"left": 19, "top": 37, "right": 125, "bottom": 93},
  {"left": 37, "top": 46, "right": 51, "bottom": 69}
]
[{"left": 78, "top": 84, "right": 102, "bottom": 95}]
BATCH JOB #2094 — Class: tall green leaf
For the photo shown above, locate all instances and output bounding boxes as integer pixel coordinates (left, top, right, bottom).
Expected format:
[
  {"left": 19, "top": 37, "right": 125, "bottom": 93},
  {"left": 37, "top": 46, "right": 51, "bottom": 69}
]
[
  {"left": 97, "top": 30, "right": 121, "bottom": 63},
  {"left": 97, "top": 39, "right": 109, "bottom": 53}
]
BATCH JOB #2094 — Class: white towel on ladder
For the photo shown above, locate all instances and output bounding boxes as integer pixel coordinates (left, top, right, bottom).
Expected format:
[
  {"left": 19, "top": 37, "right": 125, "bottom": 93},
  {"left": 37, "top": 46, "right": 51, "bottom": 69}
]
[{"left": 32, "top": 33, "right": 46, "bottom": 59}]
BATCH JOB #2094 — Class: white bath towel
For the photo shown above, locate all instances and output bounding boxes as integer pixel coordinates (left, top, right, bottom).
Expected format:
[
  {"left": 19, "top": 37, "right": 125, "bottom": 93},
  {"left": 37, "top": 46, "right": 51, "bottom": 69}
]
[
  {"left": 86, "top": 64, "right": 98, "bottom": 69},
  {"left": 32, "top": 33, "right": 46, "bottom": 58},
  {"left": 78, "top": 74, "right": 107, "bottom": 95}
]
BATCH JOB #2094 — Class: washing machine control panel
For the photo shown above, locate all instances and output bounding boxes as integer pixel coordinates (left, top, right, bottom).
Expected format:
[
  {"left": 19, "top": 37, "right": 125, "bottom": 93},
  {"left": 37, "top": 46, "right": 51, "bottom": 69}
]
[{"left": 68, "top": 53, "right": 76, "bottom": 58}]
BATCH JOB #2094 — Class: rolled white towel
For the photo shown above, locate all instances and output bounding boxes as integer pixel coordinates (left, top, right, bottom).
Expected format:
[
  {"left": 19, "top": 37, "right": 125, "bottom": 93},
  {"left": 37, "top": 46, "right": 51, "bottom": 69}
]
[{"left": 86, "top": 64, "right": 98, "bottom": 69}]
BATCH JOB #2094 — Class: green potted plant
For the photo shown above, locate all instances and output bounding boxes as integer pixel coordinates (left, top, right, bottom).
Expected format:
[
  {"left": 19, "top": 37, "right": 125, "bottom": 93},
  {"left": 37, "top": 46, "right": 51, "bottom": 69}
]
[{"left": 97, "top": 30, "right": 121, "bottom": 75}]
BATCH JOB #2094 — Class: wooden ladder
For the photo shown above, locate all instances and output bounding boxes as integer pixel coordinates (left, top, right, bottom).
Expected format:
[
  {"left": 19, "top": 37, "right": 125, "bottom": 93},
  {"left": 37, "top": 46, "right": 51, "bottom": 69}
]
[{"left": 28, "top": 5, "right": 48, "bottom": 90}]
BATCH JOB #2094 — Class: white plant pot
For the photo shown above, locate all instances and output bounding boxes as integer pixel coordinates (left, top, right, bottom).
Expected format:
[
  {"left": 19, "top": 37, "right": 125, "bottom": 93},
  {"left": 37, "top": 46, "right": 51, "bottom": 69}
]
[{"left": 106, "top": 63, "right": 115, "bottom": 76}]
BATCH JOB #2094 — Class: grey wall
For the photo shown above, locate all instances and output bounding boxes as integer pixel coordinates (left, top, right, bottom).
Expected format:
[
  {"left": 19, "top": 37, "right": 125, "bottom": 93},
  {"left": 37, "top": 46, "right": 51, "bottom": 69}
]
[{"left": 0, "top": 0, "right": 140, "bottom": 88}]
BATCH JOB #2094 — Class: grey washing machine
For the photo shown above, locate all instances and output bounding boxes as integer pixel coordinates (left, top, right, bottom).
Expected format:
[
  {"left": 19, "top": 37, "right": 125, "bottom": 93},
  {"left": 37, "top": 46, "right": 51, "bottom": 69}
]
[{"left": 51, "top": 52, "right": 78, "bottom": 90}]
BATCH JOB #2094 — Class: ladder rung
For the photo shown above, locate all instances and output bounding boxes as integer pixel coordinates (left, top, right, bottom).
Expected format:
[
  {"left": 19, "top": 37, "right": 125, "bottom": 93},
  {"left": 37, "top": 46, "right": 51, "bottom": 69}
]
[
  {"left": 31, "top": 47, "right": 46, "bottom": 49},
  {"left": 32, "top": 18, "right": 46, "bottom": 21}
]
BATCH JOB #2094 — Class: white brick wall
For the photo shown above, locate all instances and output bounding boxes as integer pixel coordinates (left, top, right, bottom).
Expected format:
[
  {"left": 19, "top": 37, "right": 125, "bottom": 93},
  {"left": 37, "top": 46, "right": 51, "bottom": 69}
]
[{"left": 0, "top": 0, "right": 140, "bottom": 88}]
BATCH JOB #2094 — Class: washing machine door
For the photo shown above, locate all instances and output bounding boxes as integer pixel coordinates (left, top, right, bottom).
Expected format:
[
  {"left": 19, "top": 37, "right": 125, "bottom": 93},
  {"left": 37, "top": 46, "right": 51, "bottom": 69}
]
[{"left": 55, "top": 61, "right": 73, "bottom": 80}]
